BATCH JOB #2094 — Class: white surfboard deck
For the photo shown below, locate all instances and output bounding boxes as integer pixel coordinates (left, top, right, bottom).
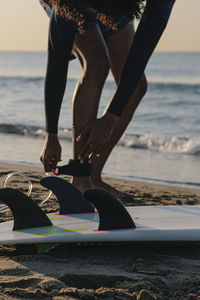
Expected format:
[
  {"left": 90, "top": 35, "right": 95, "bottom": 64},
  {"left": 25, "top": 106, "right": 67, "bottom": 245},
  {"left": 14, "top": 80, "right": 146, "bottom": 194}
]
[{"left": 1, "top": 205, "right": 200, "bottom": 245}]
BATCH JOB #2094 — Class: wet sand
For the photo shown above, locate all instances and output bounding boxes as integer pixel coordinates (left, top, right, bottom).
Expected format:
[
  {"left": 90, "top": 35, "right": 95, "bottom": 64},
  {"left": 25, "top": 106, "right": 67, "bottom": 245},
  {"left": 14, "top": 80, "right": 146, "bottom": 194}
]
[{"left": 1, "top": 162, "right": 200, "bottom": 300}]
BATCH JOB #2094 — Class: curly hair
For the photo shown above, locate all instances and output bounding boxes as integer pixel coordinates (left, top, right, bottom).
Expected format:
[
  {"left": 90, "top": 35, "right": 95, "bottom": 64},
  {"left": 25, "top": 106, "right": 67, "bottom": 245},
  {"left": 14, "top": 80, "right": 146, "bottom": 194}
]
[{"left": 48, "top": 0, "right": 146, "bottom": 32}]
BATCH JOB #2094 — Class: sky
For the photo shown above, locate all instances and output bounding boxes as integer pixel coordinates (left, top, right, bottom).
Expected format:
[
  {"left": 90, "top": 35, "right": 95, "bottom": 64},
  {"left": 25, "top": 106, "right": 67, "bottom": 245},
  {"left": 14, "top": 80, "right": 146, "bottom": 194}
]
[{"left": 0, "top": 0, "right": 200, "bottom": 52}]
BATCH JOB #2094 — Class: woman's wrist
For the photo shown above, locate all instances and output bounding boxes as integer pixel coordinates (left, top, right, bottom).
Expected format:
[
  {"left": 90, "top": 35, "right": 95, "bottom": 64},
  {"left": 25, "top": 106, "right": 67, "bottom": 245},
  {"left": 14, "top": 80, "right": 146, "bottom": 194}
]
[
  {"left": 45, "top": 132, "right": 59, "bottom": 140},
  {"left": 102, "top": 111, "right": 120, "bottom": 124}
]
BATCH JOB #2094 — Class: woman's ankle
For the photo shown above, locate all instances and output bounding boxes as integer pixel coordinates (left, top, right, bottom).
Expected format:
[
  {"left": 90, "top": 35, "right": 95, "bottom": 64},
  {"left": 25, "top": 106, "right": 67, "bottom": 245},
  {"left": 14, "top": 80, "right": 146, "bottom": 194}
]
[
  {"left": 72, "top": 176, "right": 91, "bottom": 185},
  {"left": 72, "top": 176, "right": 94, "bottom": 192}
]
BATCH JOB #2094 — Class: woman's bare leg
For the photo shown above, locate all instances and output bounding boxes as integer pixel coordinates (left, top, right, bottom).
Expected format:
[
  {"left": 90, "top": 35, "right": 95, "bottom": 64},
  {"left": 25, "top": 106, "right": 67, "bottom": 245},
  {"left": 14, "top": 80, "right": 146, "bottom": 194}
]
[
  {"left": 91, "top": 24, "right": 148, "bottom": 198},
  {"left": 71, "top": 25, "right": 110, "bottom": 192}
]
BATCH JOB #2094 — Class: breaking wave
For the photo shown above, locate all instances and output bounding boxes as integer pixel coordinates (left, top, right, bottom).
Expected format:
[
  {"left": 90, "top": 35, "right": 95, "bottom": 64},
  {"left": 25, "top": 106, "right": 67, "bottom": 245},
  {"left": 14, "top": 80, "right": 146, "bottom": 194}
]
[
  {"left": 119, "top": 134, "right": 200, "bottom": 156},
  {"left": 1, "top": 123, "right": 200, "bottom": 156}
]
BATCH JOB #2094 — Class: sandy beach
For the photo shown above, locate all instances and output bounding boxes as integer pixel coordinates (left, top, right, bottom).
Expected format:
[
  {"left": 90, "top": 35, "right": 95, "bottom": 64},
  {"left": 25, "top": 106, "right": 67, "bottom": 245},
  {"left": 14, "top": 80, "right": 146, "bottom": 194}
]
[{"left": 1, "top": 162, "right": 200, "bottom": 299}]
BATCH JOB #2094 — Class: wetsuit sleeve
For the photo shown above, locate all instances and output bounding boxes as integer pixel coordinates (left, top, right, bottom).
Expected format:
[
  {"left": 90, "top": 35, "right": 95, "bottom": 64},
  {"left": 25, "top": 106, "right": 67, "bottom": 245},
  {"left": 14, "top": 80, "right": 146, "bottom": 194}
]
[
  {"left": 107, "top": 0, "right": 176, "bottom": 116},
  {"left": 45, "top": 8, "right": 74, "bottom": 133}
]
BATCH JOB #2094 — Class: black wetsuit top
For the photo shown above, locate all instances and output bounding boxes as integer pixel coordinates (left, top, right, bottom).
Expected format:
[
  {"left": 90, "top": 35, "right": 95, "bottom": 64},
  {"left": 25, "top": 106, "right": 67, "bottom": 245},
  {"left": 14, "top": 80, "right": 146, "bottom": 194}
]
[{"left": 45, "top": 0, "right": 176, "bottom": 133}]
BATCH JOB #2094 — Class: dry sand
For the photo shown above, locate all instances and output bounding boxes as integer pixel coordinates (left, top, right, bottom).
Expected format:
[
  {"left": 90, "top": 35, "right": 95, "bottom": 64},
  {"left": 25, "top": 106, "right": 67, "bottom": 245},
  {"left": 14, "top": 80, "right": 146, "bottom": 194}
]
[{"left": 1, "top": 162, "right": 200, "bottom": 300}]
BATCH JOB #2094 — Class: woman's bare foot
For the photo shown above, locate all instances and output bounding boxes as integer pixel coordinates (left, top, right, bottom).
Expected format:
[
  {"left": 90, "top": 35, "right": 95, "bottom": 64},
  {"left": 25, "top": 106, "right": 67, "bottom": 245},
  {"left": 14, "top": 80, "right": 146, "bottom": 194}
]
[
  {"left": 91, "top": 177, "right": 133, "bottom": 200},
  {"left": 71, "top": 176, "right": 94, "bottom": 194},
  {"left": 72, "top": 176, "right": 133, "bottom": 201}
]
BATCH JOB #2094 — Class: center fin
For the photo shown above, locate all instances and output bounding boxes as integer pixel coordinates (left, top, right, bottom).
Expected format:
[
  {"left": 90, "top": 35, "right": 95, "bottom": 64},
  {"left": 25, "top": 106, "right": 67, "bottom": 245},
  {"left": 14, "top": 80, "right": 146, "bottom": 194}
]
[{"left": 40, "top": 177, "right": 94, "bottom": 214}]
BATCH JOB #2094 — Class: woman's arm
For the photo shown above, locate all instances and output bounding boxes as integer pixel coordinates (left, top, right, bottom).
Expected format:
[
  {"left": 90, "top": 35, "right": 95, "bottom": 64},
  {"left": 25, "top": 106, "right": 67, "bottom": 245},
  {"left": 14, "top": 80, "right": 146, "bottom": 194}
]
[
  {"left": 107, "top": 0, "right": 176, "bottom": 116},
  {"left": 44, "top": 7, "right": 74, "bottom": 133},
  {"left": 40, "top": 7, "right": 74, "bottom": 171},
  {"left": 77, "top": 0, "right": 176, "bottom": 161}
]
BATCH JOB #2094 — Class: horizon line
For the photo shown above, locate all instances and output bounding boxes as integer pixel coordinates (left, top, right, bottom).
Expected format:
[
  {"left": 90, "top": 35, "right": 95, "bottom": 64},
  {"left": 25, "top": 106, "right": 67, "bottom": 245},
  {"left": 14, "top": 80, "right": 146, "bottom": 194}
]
[{"left": 0, "top": 49, "right": 200, "bottom": 53}]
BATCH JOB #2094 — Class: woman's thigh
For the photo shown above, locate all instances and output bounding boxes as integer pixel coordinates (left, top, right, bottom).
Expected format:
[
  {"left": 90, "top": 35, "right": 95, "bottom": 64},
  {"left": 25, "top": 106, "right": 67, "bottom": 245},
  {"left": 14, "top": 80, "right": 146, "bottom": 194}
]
[
  {"left": 73, "top": 24, "right": 110, "bottom": 66},
  {"left": 105, "top": 24, "right": 135, "bottom": 83}
]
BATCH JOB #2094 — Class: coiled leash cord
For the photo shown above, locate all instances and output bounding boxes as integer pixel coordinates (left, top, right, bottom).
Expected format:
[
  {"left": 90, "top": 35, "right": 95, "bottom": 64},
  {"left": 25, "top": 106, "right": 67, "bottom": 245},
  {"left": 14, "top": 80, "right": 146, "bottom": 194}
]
[{"left": 0, "top": 172, "right": 52, "bottom": 213}]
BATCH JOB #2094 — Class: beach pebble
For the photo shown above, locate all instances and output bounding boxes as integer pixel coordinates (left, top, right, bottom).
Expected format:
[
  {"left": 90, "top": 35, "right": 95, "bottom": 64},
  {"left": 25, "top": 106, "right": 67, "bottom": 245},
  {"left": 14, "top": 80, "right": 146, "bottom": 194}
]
[
  {"left": 77, "top": 288, "right": 95, "bottom": 299},
  {"left": 137, "top": 289, "right": 157, "bottom": 300},
  {"left": 39, "top": 279, "right": 66, "bottom": 292},
  {"left": 95, "top": 287, "right": 115, "bottom": 298},
  {"left": 53, "top": 297, "right": 79, "bottom": 300},
  {"left": 115, "top": 289, "right": 137, "bottom": 299}
]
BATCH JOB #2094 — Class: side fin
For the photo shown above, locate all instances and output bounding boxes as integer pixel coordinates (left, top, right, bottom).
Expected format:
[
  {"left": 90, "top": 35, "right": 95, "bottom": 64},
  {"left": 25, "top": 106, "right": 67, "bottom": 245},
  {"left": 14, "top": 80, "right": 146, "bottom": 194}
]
[
  {"left": 0, "top": 188, "right": 52, "bottom": 231},
  {"left": 83, "top": 189, "right": 136, "bottom": 230},
  {"left": 40, "top": 177, "right": 94, "bottom": 214}
]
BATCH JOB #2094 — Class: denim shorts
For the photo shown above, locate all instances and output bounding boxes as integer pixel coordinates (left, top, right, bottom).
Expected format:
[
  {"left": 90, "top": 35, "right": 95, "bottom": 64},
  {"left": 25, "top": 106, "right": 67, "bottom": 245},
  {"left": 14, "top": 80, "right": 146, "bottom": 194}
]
[
  {"left": 40, "top": 0, "right": 133, "bottom": 37},
  {"left": 99, "top": 17, "right": 134, "bottom": 39},
  {"left": 40, "top": 0, "right": 134, "bottom": 58}
]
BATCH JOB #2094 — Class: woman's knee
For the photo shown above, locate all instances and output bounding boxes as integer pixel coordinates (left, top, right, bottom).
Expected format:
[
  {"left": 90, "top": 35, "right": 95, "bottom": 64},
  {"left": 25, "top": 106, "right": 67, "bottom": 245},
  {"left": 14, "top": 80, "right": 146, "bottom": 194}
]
[{"left": 83, "top": 53, "right": 110, "bottom": 81}]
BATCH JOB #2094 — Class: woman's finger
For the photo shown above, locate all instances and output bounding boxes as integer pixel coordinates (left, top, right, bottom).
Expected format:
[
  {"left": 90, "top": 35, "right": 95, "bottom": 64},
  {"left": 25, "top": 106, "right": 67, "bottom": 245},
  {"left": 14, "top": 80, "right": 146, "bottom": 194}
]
[
  {"left": 79, "top": 143, "right": 96, "bottom": 161},
  {"left": 44, "top": 156, "right": 53, "bottom": 172}
]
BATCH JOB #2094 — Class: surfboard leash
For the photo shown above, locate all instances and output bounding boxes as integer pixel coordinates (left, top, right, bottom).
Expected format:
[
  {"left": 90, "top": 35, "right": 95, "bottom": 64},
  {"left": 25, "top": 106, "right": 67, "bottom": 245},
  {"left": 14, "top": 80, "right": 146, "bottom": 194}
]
[
  {"left": 0, "top": 159, "right": 92, "bottom": 213},
  {"left": 54, "top": 159, "right": 92, "bottom": 176},
  {"left": 0, "top": 172, "right": 52, "bottom": 213}
]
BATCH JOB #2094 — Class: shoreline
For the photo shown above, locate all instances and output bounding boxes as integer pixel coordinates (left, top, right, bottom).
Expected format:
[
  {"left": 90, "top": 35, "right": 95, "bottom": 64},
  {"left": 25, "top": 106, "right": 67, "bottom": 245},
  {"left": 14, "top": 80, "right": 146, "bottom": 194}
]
[
  {"left": 1, "top": 159, "right": 200, "bottom": 191},
  {"left": 1, "top": 162, "right": 200, "bottom": 208},
  {"left": 1, "top": 161, "right": 200, "bottom": 199},
  {"left": 1, "top": 162, "right": 200, "bottom": 299}
]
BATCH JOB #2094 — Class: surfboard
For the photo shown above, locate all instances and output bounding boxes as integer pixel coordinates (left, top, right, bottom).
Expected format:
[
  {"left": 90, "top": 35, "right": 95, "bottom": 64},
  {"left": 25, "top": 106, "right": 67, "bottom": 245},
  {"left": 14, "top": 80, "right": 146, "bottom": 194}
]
[{"left": 0, "top": 176, "right": 200, "bottom": 248}]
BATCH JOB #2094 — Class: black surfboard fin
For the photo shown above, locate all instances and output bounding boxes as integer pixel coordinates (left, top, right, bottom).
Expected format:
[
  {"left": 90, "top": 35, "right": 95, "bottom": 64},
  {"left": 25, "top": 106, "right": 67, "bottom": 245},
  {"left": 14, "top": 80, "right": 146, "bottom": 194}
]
[
  {"left": 0, "top": 188, "right": 52, "bottom": 231},
  {"left": 83, "top": 189, "right": 136, "bottom": 230},
  {"left": 40, "top": 177, "right": 94, "bottom": 214}
]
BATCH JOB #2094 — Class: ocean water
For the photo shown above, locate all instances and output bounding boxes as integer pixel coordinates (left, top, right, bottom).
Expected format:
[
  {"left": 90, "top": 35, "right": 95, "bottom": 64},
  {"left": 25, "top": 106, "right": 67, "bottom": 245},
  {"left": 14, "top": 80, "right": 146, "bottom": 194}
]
[{"left": 0, "top": 51, "right": 200, "bottom": 188}]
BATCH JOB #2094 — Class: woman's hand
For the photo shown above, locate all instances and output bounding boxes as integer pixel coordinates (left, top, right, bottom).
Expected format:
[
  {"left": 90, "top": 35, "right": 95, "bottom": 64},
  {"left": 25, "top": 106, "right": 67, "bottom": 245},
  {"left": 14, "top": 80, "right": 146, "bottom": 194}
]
[
  {"left": 76, "top": 112, "right": 119, "bottom": 162},
  {"left": 40, "top": 133, "right": 62, "bottom": 173}
]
